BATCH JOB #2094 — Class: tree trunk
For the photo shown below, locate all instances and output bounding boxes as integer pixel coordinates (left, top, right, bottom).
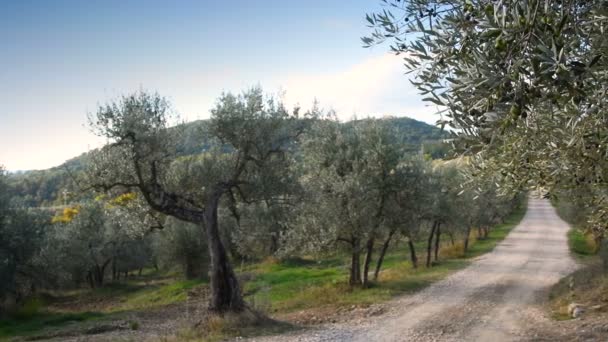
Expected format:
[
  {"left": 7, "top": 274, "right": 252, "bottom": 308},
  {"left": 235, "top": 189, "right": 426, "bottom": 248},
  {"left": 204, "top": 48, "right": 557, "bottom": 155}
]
[
  {"left": 362, "top": 237, "right": 375, "bottom": 287},
  {"left": 349, "top": 238, "right": 362, "bottom": 286},
  {"left": 408, "top": 238, "right": 418, "bottom": 269},
  {"left": 463, "top": 226, "right": 472, "bottom": 253},
  {"left": 448, "top": 231, "right": 455, "bottom": 246},
  {"left": 86, "top": 271, "right": 95, "bottom": 289},
  {"left": 599, "top": 239, "right": 608, "bottom": 272},
  {"left": 374, "top": 229, "right": 396, "bottom": 280},
  {"left": 434, "top": 223, "right": 441, "bottom": 261},
  {"left": 269, "top": 233, "right": 279, "bottom": 255},
  {"left": 205, "top": 190, "right": 245, "bottom": 313},
  {"left": 426, "top": 221, "right": 437, "bottom": 267},
  {"left": 112, "top": 258, "right": 117, "bottom": 281}
]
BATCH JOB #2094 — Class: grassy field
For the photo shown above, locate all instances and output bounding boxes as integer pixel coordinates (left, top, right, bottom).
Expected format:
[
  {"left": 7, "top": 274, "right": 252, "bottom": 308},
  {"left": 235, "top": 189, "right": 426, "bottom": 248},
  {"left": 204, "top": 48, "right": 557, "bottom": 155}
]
[{"left": 0, "top": 202, "right": 527, "bottom": 340}]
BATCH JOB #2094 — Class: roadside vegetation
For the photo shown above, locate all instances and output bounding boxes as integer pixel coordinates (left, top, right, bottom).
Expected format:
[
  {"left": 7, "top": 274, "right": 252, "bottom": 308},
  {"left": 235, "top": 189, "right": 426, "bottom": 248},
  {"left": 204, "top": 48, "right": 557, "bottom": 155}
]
[{"left": 549, "top": 196, "right": 607, "bottom": 323}]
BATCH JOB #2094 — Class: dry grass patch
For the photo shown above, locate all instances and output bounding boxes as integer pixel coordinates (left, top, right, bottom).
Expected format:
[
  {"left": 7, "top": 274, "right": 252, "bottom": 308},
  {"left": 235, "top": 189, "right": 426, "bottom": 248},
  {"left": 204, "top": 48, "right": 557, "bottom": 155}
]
[{"left": 550, "top": 261, "right": 608, "bottom": 320}]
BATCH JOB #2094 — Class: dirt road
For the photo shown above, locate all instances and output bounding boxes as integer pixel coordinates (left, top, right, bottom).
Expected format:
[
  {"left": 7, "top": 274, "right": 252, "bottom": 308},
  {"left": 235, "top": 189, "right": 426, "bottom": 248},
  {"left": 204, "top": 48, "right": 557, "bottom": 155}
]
[{"left": 250, "top": 197, "right": 579, "bottom": 341}]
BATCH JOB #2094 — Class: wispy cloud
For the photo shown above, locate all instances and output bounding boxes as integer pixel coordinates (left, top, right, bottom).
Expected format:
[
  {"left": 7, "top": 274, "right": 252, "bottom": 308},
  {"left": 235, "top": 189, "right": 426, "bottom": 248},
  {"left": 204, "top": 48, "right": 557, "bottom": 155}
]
[{"left": 282, "top": 53, "right": 438, "bottom": 124}]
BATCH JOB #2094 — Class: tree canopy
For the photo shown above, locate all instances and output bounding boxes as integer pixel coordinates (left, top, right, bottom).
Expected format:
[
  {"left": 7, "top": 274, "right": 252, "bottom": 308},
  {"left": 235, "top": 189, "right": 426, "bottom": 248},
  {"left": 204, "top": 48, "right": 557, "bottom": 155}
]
[{"left": 365, "top": 0, "right": 608, "bottom": 241}]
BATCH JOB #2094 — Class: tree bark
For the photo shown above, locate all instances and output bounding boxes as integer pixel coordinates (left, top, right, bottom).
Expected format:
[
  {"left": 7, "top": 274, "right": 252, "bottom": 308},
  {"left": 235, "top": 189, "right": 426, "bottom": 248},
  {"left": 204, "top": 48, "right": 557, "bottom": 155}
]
[
  {"left": 374, "top": 229, "right": 396, "bottom": 280},
  {"left": 448, "top": 231, "right": 455, "bottom": 246},
  {"left": 408, "top": 238, "right": 418, "bottom": 269},
  {"left": 349, "top": 238, "right": 362, "bottom": 286},
  {"left": 477, "top": 226, "right": 484, "bottom": 240},
  {"left": 205, "top": 189, "right": 245, "bottom": 313},
  {"left": 434, "top": 223, "right": 441, "bottom": 261},
  {"left": 362, "top": 237, "right": 375, "bottom": 287},
  {"left": 463, "top": 226, "right": 472, "bottom": 253},
  {"left": 269, "top": 233, "right": 279, "bottom": 255},
  {"left": 426, "top": 221, "right": 437, "bottom": 267},
  {"left": 86, "top": 271, "right": 95, "bottom": 289}
]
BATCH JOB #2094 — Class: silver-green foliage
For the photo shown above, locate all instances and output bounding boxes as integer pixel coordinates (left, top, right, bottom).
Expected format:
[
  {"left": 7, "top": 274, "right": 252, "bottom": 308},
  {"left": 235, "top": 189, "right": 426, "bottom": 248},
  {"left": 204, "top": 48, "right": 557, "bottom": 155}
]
[{"left": 365, "top": 0, "right": 607, "bottom": 239}]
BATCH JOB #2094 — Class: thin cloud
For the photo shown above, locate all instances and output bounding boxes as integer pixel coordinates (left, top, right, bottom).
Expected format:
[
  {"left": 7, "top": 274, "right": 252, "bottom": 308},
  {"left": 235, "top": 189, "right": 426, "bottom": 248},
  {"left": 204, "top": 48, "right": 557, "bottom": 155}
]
[{"left": 282, "top": 53, "right": 436, "bottom": 123}]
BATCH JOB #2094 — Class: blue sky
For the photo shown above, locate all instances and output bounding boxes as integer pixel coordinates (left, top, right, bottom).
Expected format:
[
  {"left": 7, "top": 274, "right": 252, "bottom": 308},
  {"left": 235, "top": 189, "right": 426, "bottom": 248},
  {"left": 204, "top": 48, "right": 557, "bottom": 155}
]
[{"left": 0, "top": 0, "right": 436, "bottom": 171}]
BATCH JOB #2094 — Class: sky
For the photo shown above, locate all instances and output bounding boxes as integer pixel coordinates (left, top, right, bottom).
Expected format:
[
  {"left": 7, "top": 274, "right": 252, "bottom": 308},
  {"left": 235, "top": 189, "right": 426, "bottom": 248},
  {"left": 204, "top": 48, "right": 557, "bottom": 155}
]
[{"left": 0, "top": 0, "right": 437, "bottom": 171}]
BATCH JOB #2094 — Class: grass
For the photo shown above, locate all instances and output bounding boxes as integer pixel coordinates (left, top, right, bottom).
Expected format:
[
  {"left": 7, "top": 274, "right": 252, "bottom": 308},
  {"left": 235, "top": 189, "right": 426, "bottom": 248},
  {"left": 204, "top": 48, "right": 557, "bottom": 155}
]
[
  {"left": 547, "top": 197, "right": 604, "bottom": 320},
  {"left": 0, "top": 278, "right": 206, "bottom": 339},
  {"left": 550, "top": 196, "right": 598, "bottom": 260},
  {"left": 567, "top": 228, "right": 597, "bottom": 260},
  {"left": 110, "top": 279, "right": 205, "bottom": 312},
  {"left": 0, "top": 310, "right": 105, "bottom": 339},
  {"left": 549, "top": 260, "right": 608, "bottom": 320}
]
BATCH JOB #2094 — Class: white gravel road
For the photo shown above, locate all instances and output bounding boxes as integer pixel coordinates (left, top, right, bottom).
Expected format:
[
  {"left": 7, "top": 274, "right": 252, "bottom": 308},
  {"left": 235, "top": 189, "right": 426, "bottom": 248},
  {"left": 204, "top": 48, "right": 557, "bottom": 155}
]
[{"left": 248, "top": 197, "right": 579, "bottom": 342}]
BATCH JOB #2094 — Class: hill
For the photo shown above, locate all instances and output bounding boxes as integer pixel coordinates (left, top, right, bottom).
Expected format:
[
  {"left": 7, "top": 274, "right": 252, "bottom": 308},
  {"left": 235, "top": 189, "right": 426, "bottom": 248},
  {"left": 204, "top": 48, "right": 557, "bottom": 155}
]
[{"left": 7, "top": 116, "right": 450, "bottom": 207}]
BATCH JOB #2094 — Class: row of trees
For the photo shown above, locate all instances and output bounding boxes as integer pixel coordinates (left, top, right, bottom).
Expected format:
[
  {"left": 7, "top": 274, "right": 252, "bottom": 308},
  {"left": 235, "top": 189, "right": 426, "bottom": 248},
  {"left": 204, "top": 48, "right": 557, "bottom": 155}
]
[{"left": 365, "top": 0, "right": 607, "bottom": 253}]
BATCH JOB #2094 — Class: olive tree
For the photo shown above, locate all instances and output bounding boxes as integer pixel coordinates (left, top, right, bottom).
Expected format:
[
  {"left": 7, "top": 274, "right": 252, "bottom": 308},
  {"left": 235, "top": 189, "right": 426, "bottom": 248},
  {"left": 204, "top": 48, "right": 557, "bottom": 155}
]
[
  {"left": 365, "top": 0, "right": 607, "bottom": 241},
  {"left": 86, "top": 88, "right": 308, "bottom": 313},
  {"left": 377, "top": 154, "right": 431, "bottom": 275},
  {"left": 152, "top": 217, "right": 208, "bottom": 279},
  {"left": 286, "top": 117, "right": 400, "bottom": 287},
  {"left": 0, "top": 167, "right": 48, "bottom": 313}
]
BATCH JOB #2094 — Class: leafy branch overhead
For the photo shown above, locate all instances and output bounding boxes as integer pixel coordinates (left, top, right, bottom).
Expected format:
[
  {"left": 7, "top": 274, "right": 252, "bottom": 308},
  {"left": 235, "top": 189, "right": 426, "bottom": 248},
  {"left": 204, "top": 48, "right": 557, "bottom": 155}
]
[{"left": 365, "top": 0, "right": 608, "bottom": 240}]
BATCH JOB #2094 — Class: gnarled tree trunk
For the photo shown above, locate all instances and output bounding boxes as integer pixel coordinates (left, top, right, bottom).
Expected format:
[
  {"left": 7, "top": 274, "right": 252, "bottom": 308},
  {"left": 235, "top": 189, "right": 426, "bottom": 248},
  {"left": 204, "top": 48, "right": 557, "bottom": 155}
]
[
  {"left": 349, "top": 237, "right": 362, "bottom": 286},
  {"left": 463, "top": 226, "right": 472, "bottom": 253},
  {"left": 408, "top": 237, "right": 418, "bottom": 268},
  {"left": 205, "top": 190, "right": 245, "bottom": 313},
  {"left": 434, "top": 223, "right": 441, "bottom": 261},
  {"left": 374, "top": 229, "right": 396, "bottom": 280},
  {"left": 362, "top": 237, "right": 375, "bottom": 287},
  {"left": 426, "top": 221, "right": 437, "bottom": 267}
]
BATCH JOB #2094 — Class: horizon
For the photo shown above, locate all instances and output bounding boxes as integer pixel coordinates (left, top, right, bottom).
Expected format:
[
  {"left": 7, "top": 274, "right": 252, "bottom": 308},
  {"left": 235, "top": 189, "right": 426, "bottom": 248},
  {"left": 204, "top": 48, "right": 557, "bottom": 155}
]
[{"left": 0, "top": 1, "right": 437, "bottom": 171}]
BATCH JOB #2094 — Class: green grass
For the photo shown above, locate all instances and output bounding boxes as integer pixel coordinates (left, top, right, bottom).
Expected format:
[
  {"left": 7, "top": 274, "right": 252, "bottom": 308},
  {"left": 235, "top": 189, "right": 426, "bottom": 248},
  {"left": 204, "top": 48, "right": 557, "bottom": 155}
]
[
  {"left": 0, "top": 311, "right": 105, "bottom": 339},
  {"left": 550, "top": 197, "right": 598, "bottom": 260},
  {"left": 567, "top": 228, "right": 597, "bottom": 259},
  {"left": 109, "top": 279, "right": 205, "bottom": 312}
]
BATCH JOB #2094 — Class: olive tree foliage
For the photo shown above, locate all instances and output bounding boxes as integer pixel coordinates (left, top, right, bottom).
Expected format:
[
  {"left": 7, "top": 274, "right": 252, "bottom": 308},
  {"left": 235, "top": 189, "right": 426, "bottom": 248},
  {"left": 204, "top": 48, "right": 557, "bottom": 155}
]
[
  {"left": 85, "top": 88, "right": 310, "bottom": 313},
  {"left": 152, "top": 217, "right": 208, "bottom": 279},
  {"left": 0, "top": 167, "right": 48, "bottom": 313},
  {"left": 364, "top": 0, "right": 608, "bottom": 241},
  {"left": 42, "top": 198, "right": 154, "bottom": 288},
  {"left": 283, "top": 117, "right": 402, "bottom": 287},
  {"left": 380, "top": 154, "right": 432, "bottom": 271}
]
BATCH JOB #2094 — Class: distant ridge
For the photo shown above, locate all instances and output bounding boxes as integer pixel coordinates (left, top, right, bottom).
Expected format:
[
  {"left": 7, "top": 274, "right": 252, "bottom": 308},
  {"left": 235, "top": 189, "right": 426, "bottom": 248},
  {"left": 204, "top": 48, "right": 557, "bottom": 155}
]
[{"left": 7, "top": 116, "right": 450, "bottom": 207}]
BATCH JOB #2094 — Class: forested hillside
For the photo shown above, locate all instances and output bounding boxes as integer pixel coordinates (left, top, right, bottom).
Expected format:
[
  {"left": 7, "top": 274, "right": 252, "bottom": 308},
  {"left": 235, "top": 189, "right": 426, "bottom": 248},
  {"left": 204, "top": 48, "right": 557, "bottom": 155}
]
[{"left": 7, "top": 117, "right": 450, "bottom": 208}]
